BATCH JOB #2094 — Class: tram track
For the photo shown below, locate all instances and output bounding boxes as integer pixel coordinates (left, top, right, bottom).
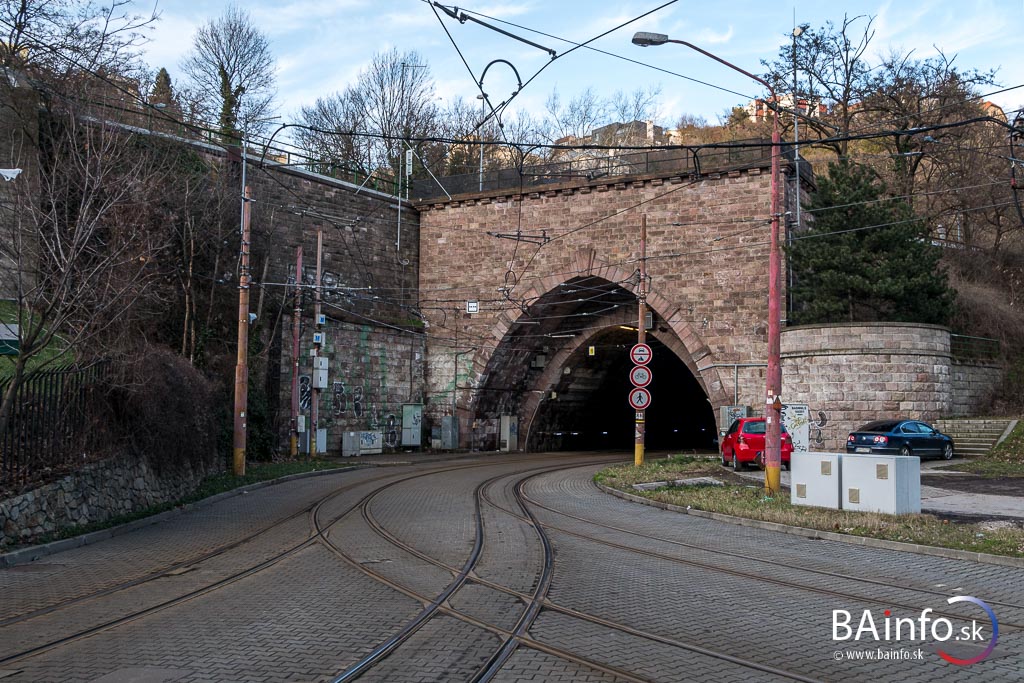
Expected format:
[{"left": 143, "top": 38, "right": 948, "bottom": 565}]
[
  {"left": 329, "top": 458, "right": 823, "bottom": 683},
  {"left": 0, "top": 456, "right": 559, "bottom": 668},
  {"left": 515, "top": 468, "right": 1024, "bottom": 626}
]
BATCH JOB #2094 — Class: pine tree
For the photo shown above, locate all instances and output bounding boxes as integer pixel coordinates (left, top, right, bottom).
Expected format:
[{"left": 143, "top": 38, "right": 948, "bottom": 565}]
[
  {"left": 788, "top": 161, "right": 954, "bottom": 325},
  {"left": 150, "top": 67, "right": 175, "bottom": 106}
]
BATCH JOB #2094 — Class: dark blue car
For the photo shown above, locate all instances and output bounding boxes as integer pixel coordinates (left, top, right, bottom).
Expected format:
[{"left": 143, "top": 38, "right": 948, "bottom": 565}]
[{"left": 846, "top": 419, "right": 955, "bottom": 460}]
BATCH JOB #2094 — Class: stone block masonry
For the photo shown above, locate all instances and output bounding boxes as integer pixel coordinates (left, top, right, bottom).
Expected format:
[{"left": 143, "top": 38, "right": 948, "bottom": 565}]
[
  {"left": 239, "top": 157, "right": 426, "bottom": 455},
  {"left": 781, "top": 323, "right": 1003, "bottom": 451},
  {"left": 417, "top": 165, "right": 789, "bottom": 444},
  {"left": 0, "top": 455, "right": 220, "bottom": 550}
]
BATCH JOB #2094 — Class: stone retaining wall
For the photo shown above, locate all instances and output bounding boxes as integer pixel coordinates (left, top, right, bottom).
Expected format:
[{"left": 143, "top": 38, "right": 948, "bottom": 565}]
[
  {"left": 0, "top": 455, "right": 221, "bottom": 550},
  {"left": 951, "top": 362, "right": 1002, "bottom": 416},
  {"left": 780, "top": 323, "right": 1002, "bottom": 451}
]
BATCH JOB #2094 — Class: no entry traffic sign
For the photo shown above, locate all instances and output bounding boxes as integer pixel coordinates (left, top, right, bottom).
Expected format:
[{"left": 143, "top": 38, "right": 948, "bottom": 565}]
[
  {"left": 629, "top": 365, "right": 652, "bottom": 388},
  {"left": 628, "top": 387, "right": 652, "bottom": 410},
  {"left": 630, "top": 343, "right": 652, "bottom": 365}
]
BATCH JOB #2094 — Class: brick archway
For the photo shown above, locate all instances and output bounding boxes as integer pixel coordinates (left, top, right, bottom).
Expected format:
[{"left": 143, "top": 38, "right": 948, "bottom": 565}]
[{"left": 465, "top": 249, "right": 730, "bottom": 449}]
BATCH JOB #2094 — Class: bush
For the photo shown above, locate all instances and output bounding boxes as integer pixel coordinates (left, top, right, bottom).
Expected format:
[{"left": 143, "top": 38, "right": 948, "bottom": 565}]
[{"left": 113, "top": 347, "right": 222, "bottom": 475}]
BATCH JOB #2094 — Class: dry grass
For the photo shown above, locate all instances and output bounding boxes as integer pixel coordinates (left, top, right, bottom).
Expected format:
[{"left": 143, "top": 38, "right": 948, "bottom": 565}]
[
  {"left": 596, "top": 469, "right": 1024, "bottom": 558},
  {"left": 941, "top": 420, "right": 1024, "bottom": 477}
]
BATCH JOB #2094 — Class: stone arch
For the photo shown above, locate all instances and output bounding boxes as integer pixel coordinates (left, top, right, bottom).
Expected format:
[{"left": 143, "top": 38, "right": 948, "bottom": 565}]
[{"left": 464, "top": 248, "right": 730, "bottom": 449}]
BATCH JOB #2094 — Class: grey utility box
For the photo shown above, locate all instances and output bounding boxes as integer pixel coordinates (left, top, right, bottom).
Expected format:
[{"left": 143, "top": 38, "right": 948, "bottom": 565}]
[
  {"left": 790, "top": 452, "right": 842, "bottom": 510},
  {"left": 841, "top": 453, "right": 921, "bottom": 514}
]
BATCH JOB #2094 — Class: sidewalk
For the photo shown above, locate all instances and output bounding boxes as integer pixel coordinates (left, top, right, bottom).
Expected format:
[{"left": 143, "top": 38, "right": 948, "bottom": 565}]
[{"left": 734, "top": 459, "right": 1024, "bottom": 520}]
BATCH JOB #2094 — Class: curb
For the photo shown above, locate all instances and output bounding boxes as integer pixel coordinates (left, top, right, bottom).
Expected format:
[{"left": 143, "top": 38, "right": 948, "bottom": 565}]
[
  {"left": 598, "top": 484, "right": 1024, "bottom": 569},
  {"left": 0, "top": 465, "right": 361, "bottom": 568},
  {"left": 0, "top": 450, "right": 510, "bottom": 568}
]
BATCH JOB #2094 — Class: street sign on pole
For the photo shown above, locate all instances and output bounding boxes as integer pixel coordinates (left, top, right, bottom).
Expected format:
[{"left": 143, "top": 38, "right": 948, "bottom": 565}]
[
  {"left": 629, "top": 365, "right": 652, "bottom": 388},
  {"left": 628, "top": 387, "right": 652, "bottom": 410},
  {"left": 630, "top": 343, "right": 652, "bottom": 365}
]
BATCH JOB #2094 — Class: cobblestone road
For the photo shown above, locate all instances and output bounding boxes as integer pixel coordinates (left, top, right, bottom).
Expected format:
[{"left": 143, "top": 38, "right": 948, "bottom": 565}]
[{"left": 0, "top": 453, "right": 1020, "bottom": 682}]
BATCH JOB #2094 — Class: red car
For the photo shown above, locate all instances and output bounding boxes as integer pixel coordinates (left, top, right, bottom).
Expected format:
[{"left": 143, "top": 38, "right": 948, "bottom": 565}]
[{"left": 720, "top": 417, "right": 793, "bottom": 470}]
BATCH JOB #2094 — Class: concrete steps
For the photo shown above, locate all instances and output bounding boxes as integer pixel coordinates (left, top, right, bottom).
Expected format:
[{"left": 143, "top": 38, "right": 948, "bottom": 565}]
[{"left": 933, "top": 418, "right": 1017, "bottom": 457}]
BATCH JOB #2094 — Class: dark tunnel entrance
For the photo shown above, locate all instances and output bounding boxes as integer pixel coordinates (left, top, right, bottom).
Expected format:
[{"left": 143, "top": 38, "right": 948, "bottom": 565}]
[{"left": 527, "top": 327, "right": 718, "bottom": 453}]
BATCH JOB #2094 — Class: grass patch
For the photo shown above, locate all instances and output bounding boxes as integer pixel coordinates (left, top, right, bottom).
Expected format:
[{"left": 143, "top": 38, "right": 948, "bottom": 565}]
[
  {"left": 596, "top": 469, "right": 1024, "bottom": 558},
  {"left": 0, "top": 300, "right": 71, "bottom": 379},
  {"left": 939, "top": 420, "right": 1024, "bottom": 477},
  {"left": 593, "top": 453, "right": 722, "bottom": 487},
  {"left": 30, "top": 459, "right": 344, "bottom": 546}
]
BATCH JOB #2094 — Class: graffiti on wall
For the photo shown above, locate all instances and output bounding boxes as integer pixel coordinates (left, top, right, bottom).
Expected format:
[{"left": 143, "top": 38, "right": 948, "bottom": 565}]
[
  {"left": 384, "top": 413, "right": 398, "bottom": 448},
  {"left": 810, "top": 410, "right": 831, "bottom": 448},
  {"left": 287, "top": 265, "right": 373, "bottom": 304},
  {"left": 332, "top": 381, "right": 347, "bottom": 417},
  {"left": 299, "top": 375, "right": 311, "bottom": 411}
]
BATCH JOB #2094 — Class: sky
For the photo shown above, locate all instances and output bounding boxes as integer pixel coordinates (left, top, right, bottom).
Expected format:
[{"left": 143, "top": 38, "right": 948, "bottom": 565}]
[{"left": 135, "top": 0, "right": 1024, "bottom": 136}]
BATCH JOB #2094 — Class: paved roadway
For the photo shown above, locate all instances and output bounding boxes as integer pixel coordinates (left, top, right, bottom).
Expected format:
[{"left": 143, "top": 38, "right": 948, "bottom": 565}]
[{"left": 0, "top": 452, "right": 1021, "bottom": 682}]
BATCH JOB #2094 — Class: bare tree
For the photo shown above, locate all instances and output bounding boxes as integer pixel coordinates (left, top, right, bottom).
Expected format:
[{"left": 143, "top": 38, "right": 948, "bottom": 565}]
[
  {"left": 0, "top": 110, "right": 180, "bottom": 440},
  {"left": 181, "top": 5, "right": 277, "bottom": 141},
  {"left": 762, "top": 14, "right": 876, "bottom": 158},
  {"left": 0, "top": 0, "right": 154, "bottom": 79},
  {"left": 295, "top": 48, "right": 440, "bottom": 180}
]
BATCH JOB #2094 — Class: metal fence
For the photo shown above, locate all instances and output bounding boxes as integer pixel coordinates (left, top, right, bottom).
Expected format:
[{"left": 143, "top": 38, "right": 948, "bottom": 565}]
[
  {"left": 0, "top": 363, "right": 106, "bottom": 490},
  {"left": 950, "top": 334, "right": 1001, "bottom": 361},
  {"left": 412, "top": 139, "right": 772, "bottom": 200}
]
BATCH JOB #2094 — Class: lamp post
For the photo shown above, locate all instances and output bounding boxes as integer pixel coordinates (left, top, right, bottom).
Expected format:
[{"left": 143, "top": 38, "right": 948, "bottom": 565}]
[{"left": 632, "top": 32, "right": 783, "bottom": 494}]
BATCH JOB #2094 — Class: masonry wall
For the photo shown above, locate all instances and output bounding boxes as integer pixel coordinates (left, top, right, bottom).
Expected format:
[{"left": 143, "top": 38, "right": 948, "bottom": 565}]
[
  {"left": 780, "top": 323, "right": 1002, "bottom": 451},
  {"left": 229, "top": 155, "right": 425, "bottom": 455},
  {"left": 951, "top": 362, "right": 1002, "bottom": 416},
  {"left": 417, "top": 165, "right": 789, "bottom": 442},
  {"left": 0, "top": 455, "right": 221, "bottom": 550}
]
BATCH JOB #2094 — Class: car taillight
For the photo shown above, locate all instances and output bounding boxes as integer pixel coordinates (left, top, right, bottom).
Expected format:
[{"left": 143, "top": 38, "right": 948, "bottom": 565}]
[
  {"left": 738, "top": 435, "right": 745, "bottom": 445},
  {"left": 873, "top": 435, "right": 888, "bottom": 445},
  {"left": 783, "top": 434, "right": 791, "bottom": 443},
  {"left": 847, "top": 435, "right": 855, "bottom": 443}
]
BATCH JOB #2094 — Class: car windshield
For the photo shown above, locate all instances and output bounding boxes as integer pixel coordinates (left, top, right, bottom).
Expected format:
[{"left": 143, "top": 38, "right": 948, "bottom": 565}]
[
  {"left": 859, "top": 420, "right": 900, "bottom": 432},
  {"left": 742, "top": 421, "right": 765, "bottom": 434}
]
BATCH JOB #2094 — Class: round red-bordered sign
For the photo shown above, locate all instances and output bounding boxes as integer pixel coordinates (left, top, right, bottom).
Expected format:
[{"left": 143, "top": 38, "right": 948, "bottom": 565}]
[
  {"left": 630, "top": 343, "right": 652, "bottom": 366},
  {"left": 628, "top": 387, "right": 652, "bottom": 410},
  {"left": 629, "top": 365, "right": 653, "bottom": 388}
]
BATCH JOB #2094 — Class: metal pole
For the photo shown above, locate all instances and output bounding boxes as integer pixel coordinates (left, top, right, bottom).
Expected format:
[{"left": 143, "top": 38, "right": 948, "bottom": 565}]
[
  {"left": 311, "top": 230, "right": 323, "bottom": 458},
  {"left": 766, "top": 103, "right": 783, "bottom": 495},
  {"left": 651, "top": 37, "right": 784, "bottom": 494},
  {"left": 477, "top": 94, "right": 485, "bottom": 191},
  {"left": 635, "top": 214, "right": 647, "bottom": 467},
  {"left": 289, "top": 246, "right": 303, "bottom": 457},
  {"left": 790, "top": 24, "right": 802, "bottom": 321},
  {"left": 232, "top": 185, "right": 252, "bottom": 476}
]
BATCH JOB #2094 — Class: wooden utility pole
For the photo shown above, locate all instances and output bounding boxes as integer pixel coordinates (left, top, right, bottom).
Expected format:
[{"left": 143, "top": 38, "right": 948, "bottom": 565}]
[{"left": 232, "top": 186, "right": 252, "bottom": 476}]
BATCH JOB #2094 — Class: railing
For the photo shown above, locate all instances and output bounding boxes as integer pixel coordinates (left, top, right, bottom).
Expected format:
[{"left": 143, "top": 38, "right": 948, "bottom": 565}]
[
  {"left": 0, "top": 363, "right": 106, "bottom": 490},
  {"left": 412, "top": 139, "right": 771, "bottom": 200},
  {"left": 950, "top": 334, "right": 1000, "bottom": 361}
]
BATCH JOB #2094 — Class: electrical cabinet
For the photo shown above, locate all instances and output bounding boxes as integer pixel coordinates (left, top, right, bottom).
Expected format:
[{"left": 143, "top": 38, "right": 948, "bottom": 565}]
[
  {"left": 841, "top": 454, "right": 921, "bottom": 514},
  {"left": 790, "top": 452, "right": 842, "bottom": 510},
  {"left": 499, "top": 415, "right": 518, "bottom": 452},
  {"left": 312, "top": 356, "right": 328, "bottom": 388}
]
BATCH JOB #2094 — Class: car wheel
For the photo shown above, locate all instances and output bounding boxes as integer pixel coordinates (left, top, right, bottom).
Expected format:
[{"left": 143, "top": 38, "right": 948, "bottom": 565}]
[
  {"left": 721, "top": 452, "right": 729, "bottom": 467},
  {"left": 942, "top": 443, "right": 954, "bottom": 460},
  {"left": 731, "top": 453, "right": 742, "bottom": 471},
  {"left": 900, "top": 445, "right": 911, "bottom": 457}
]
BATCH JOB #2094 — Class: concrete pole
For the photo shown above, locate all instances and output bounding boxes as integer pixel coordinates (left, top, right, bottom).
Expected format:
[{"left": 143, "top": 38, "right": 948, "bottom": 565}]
[
  {"left": 289, "top": 246, "right": 303, "bottom": 457},
  {"left": 311, "top": 230, "right": 323, "bottom": 458},
  {"left": 765, "top": 106, "right": 784, "bottom": 495},
  {"left": 232, "top": 186, "right": 252, "bottom": 476},
  {"left": 634, "top": 214, "right": 647, "bottom": 467}
]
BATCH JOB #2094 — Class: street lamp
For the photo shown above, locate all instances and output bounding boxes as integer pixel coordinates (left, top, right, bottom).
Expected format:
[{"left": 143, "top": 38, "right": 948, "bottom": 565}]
[{"left": 632, "top": 31, "right": 784, "bottom": 494}]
